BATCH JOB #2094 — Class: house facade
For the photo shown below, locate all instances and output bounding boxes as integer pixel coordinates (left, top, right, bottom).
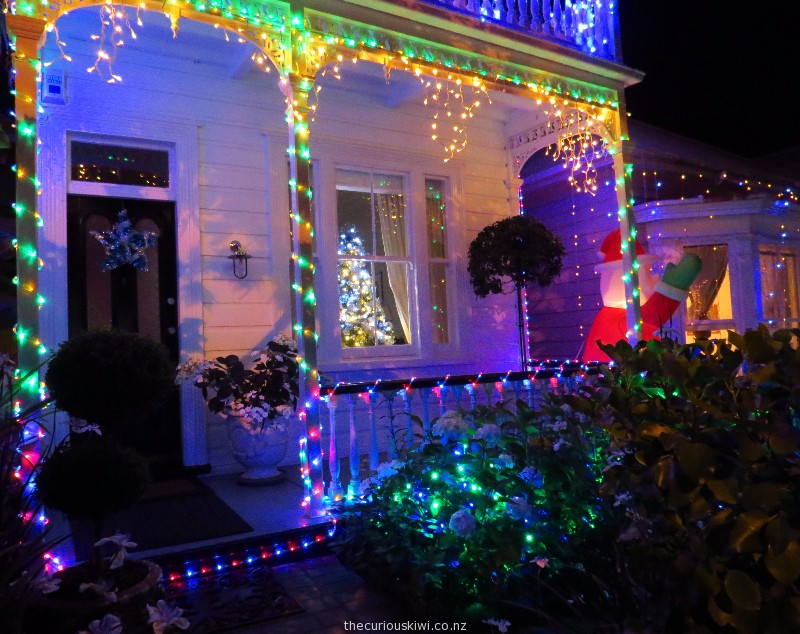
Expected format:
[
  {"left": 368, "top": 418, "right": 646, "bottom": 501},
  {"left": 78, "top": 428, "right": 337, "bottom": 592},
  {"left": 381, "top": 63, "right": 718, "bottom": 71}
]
[{"left": 7, "top": 1, "right": 645, "bottom": 511}]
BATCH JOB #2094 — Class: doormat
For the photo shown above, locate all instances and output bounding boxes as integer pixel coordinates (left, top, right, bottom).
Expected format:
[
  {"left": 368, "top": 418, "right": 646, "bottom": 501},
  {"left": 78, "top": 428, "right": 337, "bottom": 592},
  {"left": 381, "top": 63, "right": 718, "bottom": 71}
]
[
  {"left": 73, "top": 480, "right": 253, "bottom": 557},
  {"left": 160, "top": 560, "right": 304, "bottom": 633}
]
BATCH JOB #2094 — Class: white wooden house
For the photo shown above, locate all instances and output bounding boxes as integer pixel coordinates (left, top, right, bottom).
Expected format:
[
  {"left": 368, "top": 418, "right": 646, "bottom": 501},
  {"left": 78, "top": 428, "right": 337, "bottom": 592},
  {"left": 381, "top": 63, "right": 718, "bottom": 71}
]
[{"left": 7, "top": 1, "right": 648, "bottom": 512}]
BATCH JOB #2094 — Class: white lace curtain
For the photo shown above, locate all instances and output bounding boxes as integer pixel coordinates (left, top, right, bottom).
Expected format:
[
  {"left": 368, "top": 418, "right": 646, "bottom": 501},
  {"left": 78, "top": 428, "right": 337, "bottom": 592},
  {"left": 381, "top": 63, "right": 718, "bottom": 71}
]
[{"left": 375, "top": 193, "right": 411, "bottom": 344}]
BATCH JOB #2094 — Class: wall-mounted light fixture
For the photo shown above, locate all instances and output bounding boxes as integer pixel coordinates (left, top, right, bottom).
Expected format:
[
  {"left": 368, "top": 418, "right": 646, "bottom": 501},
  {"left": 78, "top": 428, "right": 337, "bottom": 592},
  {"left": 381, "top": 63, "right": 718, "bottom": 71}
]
[{"left": 228, "top": 240, "right": 251, "bottom": 279}]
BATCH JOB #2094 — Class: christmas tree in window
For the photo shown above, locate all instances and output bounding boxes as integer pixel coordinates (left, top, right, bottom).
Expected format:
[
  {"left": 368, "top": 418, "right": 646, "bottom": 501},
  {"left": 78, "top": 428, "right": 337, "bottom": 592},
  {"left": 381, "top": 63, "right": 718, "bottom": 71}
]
[{"left": 338, "top": 227, "right": 395, "bottom": 347}]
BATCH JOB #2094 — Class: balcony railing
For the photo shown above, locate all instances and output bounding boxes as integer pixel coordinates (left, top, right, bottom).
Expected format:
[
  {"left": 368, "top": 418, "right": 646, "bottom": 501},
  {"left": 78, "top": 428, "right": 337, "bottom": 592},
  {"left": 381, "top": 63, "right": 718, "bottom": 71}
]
[
  {"left": 420, "top": 0, "right": 619, "bottom": 61},
  {"left": 319, "top": 361, "right": 599, "bottom": 500}
]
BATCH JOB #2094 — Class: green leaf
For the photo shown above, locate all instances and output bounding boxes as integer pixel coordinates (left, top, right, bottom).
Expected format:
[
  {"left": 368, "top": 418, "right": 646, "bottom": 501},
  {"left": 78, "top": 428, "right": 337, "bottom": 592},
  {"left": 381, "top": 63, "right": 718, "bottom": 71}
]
[
  {"left": 729, "top": 512, "right": 771, "bottom": 553},
  {"left": 740, "top": 482, "right": 788, "bottom": 510},
  {"left": 708, "top": 595, "right": 731, "bottom": 626},
  {"left": 706, "top": 477, "right": 740, "bottom": 505},
  {"left": 765, "top": 541, "right": 800, "bottom": 583},
  {"left": 724, "top": 569, "right": 761, "bottom": 611},
  {"left": 676, "top": 442, "right": 718, "bottom": 482},
  {"left": 765, "top": 516, "right": 797, "bottom": 556}
]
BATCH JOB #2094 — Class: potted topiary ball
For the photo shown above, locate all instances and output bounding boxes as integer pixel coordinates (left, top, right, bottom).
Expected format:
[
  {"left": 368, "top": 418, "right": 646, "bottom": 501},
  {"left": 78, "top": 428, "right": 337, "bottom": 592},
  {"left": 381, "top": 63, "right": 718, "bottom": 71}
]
[
  {"left": 468, "top": 215, "right": 564, "bottom": 368},
  {"left": 44, "top": 329, "right": 175, "bottom": 438},
  {"left": 30, "top": 435, "right": 162, "bottom": 633}
]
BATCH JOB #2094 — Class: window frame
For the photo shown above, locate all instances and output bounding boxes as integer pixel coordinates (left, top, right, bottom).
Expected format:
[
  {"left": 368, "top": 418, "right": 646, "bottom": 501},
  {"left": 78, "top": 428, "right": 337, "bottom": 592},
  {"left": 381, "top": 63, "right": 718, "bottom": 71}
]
[
  {"left": 67, "top": 132, "right": 176, "bottom": 202},
  {"left": 313, "top": 145, "right": 461, "bottom": 369},
  {"left": 681, "top": 242, "right": 736, "bottom": 343},
  {"left": 758, "top": 244, "right": 800, "bottom": 329}
]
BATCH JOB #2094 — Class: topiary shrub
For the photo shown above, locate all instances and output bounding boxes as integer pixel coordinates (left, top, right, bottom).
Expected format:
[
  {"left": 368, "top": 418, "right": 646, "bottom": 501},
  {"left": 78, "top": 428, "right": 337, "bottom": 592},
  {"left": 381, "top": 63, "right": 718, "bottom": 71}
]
[
  {"left": 45, "top": 330, "right": 174, "bottom": 436},
  {"left": 467, "top": 215, "right": 564, "bottom": 298},
  {"left": 35, "top": 437, "right": 149, "bottom": 565},
  {"left": 561, "top": 328, "right": 800, "bottom": 632}
]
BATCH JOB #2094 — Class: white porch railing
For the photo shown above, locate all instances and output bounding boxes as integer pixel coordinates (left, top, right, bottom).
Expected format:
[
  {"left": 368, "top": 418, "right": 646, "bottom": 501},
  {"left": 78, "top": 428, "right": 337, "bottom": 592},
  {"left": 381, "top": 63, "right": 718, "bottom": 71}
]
[
  {"left": 319, "top": 362, "right": 599, "bottom": 501},
  {"left": 418, "top": 0, "right": 619, "bottom": 61}
]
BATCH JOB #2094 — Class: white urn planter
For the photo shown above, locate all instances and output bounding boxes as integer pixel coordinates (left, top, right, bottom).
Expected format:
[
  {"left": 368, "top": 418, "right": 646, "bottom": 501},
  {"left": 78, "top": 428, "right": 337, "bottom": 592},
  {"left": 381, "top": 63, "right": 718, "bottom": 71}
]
[{"left": 225, "top": 418, "right": 290, "bottom": 485}]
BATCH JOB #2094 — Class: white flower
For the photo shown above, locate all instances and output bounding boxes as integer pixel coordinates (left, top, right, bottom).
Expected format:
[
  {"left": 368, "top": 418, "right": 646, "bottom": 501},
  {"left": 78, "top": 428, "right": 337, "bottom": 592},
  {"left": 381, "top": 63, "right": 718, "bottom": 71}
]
[
  {"left": 431, "top": 411, "right": 468, "bottom": 438},
  {"left": 375, "top": 459, "right": 404, "bottom": 479},
  {"left": 358, "top": 477, "right": 379, "bottom": 496},
  {"left": 553, "top": 439, "right": 571, "bottom": 452},
  {"left": 95, "top": 533, "right": 137, "bottom": 570},
  {"left": 448, "top": 509, "right": 477, "bottom": 538},
  {"left": 473, "top": 423, "right": 502, "bottom": 446},
  {"left": 147, "top": 600, "right": 190, "bottom": 634},
  {"left": 543, "top": 418, "right": 568, "bottom": 432},
  {"left": 483, "top": 618, "right": 512, "bottom": 632},
  {"left": 30, "top": 574, "right": 61, "bottom": 594},
  {"left": 175, "top": 357, "right": 215, "bottom": 385},
  {"left": 532, "top": 556, "right": 549, "bottom": 569},
  {"left": 497, "top": 453, "right": 515, "bottom": 468},
  {"left": 613, "top": 492, "right": 632, "bottom": 507},
  {"left": 78, "top": 614, "right": 122, "bottom": 634},
  {"left": 506, "top": 496, "right": 531, "bottom": 521},
  {"left": 519, "top": 467, "right": 544, "bottom": 488}
]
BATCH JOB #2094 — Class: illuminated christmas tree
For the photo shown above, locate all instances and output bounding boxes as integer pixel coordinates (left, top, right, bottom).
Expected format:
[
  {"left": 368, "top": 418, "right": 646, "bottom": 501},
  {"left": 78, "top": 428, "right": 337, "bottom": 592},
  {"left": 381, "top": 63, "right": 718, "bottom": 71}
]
[{"left": 338, "top": 227, "right": 395, "bottom": 347}]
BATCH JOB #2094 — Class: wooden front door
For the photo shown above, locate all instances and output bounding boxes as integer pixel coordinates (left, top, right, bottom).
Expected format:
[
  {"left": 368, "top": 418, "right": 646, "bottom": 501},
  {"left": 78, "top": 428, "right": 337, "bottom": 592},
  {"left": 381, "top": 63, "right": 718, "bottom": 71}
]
[{"left": 67, "top": 194, "right": 182, "bottom": 478}]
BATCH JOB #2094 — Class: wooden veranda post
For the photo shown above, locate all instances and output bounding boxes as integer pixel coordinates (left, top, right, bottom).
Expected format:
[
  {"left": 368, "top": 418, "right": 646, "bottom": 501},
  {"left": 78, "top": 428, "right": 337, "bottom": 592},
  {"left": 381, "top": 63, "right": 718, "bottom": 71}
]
[
  {"left": 285, "top": 71, "right": 325, "bottom": 517},
  {"left": 609, "top": 109, "right": 643, "bottom": 344},
  {"left": 8, "top": 14, "right": 46, "bottom": 399}
]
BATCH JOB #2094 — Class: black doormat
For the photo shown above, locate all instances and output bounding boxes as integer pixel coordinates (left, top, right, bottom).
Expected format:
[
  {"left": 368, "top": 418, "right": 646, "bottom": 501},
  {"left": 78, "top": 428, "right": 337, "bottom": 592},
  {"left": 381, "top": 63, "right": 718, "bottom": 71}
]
[
  {"left": 73, "top": 479, "right": 253, "bottom": 558},
  {"left": 160, "top": 560, "right": 303, "bottom": 633}
]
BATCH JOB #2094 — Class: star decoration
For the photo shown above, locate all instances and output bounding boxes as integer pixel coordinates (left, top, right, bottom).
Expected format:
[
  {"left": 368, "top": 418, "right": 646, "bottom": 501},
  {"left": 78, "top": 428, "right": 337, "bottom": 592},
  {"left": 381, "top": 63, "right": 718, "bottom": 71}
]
[{"left": 91, "top": 209, "right": 159, "bottom": 272}]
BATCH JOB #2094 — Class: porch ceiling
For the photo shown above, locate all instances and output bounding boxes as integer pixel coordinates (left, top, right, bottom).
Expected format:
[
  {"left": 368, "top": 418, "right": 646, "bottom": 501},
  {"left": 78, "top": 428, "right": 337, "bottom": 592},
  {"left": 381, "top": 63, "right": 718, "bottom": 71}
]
[{"left": 47, "top": 7, "right": 264, "bottom": 75}]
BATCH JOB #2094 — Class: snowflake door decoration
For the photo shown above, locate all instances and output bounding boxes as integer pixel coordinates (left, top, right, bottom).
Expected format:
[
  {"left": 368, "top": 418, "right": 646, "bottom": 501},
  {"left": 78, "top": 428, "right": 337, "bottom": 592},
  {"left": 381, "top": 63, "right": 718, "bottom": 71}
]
[{"left": 91, "top": 209, "right": 159, "bottom": 272}]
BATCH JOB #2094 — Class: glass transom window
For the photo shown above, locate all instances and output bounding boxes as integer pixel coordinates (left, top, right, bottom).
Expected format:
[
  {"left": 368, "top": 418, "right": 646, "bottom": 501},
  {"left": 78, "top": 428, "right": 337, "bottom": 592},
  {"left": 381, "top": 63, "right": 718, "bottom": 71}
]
[
  {"left": 336, "top": 170, "right": 411, "bottom": 348},
  {"left": 71, "top": 142, "right": 169, "bottom": 188}
]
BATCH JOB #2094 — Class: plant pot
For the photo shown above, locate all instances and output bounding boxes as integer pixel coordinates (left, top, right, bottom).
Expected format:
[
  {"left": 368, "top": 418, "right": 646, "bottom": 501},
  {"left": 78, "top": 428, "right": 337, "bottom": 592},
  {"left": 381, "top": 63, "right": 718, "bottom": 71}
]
[
  {"left": 225, "top": 418, "right": 289, "bottom": 485},
  {"left": 22, "top": 559, "right": 163, "bottom": 634}
]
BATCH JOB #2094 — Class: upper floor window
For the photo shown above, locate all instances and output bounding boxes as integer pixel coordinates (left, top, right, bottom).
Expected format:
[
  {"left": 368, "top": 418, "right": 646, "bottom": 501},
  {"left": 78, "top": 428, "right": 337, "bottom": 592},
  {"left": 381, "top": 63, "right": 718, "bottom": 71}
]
[
  {"left": 760, "top": 247, "right": 800, "bottom": 328},
  {"left": 336, "top": 170, "right": 411, "bottom": 349},
  {"left": 684, "top": 244, "right": 733, "bottom": 342},
  {"left": 71, "top": 141, "right": 169, "bottom": 188}
]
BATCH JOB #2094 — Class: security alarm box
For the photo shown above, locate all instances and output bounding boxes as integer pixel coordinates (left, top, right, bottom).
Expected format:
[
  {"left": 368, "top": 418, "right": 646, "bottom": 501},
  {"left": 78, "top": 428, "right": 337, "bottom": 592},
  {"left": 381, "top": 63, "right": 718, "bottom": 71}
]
[{"left": 41, "top": 68, "right": 67, "bottom": 105}]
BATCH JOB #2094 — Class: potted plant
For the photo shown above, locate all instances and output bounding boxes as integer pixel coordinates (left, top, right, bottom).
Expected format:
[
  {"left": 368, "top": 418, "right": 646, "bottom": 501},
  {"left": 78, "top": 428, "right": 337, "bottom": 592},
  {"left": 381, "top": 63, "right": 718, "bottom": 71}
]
[
  {"left": 467, "top": 215, "right": 564, "bottom": 369},
  {"left": 176, "top": 334, "right": 299, "bottom": 485},
  {"left": 26, "top": 330, "right": 186, "bottom": 634}
]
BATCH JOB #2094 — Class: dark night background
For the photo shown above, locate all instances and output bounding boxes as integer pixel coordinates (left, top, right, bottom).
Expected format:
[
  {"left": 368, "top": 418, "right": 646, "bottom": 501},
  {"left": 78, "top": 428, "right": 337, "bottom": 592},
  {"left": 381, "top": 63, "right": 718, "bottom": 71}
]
[{"left": 618, "top": 0, "right": 800, "bottom": 159}]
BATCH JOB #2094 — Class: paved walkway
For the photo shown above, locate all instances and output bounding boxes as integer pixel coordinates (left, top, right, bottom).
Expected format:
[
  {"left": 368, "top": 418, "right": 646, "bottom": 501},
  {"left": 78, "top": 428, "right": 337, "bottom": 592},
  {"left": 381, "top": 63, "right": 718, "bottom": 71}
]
[{"left": 226, "top": 555, "right": 408, "bottom": 633}]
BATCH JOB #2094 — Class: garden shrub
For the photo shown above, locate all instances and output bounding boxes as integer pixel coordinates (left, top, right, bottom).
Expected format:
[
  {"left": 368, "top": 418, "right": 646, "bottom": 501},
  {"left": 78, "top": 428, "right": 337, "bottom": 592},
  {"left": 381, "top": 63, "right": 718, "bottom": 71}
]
[
  {"left": 332, "top": 402, "right": 614, "bottom": 625},
  {"left": 562, "top": 328, "right": 800, "bottom": 632}
]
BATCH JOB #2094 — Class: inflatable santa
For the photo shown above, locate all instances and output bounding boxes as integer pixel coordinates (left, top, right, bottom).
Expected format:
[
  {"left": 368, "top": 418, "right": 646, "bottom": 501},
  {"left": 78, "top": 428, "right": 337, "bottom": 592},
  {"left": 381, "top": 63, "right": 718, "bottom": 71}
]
[{"left": 582, "top": 229, "right": 702, "bottom": 362}]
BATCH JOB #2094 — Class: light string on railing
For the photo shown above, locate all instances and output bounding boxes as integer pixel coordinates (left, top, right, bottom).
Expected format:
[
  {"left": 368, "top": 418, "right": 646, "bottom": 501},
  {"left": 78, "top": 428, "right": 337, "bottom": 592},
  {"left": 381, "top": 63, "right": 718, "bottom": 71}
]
[{"left": 635, "top": 168, "right": 798, "bottom": 206}]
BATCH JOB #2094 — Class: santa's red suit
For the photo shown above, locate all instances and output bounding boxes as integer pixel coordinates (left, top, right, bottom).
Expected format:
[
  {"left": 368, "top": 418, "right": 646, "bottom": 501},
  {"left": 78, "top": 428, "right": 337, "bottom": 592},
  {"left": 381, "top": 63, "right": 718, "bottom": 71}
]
[{"left": 582, "top": 230, "right": 693, "bottom": 363}]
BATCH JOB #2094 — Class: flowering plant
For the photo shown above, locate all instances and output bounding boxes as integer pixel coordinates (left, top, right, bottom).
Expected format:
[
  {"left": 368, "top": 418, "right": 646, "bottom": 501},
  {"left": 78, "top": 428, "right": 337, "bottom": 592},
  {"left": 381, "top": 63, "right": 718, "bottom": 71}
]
[{"left": 176, "top": 335, "right": 299, "bottom": 434}]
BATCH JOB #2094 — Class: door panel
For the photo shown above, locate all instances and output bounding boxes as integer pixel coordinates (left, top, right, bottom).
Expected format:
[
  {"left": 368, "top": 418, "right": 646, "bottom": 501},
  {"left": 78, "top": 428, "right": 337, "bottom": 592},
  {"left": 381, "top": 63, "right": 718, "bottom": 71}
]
[{"left": 67, "top": 195, "right": 182, "bottom": 478}]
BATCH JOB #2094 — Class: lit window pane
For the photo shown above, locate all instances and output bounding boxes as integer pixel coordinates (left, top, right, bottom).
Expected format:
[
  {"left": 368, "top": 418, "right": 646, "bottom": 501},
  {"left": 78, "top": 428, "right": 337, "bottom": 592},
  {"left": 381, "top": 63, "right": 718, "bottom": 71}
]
[
  {"left": 336, "top": 170, "right": 409, "bottom": 348},
  {"left": 684, "top": 245, "right": 732, "bottom": 321},
  {"left": 760, "top": 249, "right": 799, "bottom": 327},
  {"left": 429, "top": 262, "right": 449, "bottom": 344},
  {"left": 71, "top": 142, "right": 169, "bottom": 187},
  {"left": 375, "top": 262, "right": 410, "bottom": 345},
  {"left": 425, "top": 179, "right": 447, "bottom": 258}
]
